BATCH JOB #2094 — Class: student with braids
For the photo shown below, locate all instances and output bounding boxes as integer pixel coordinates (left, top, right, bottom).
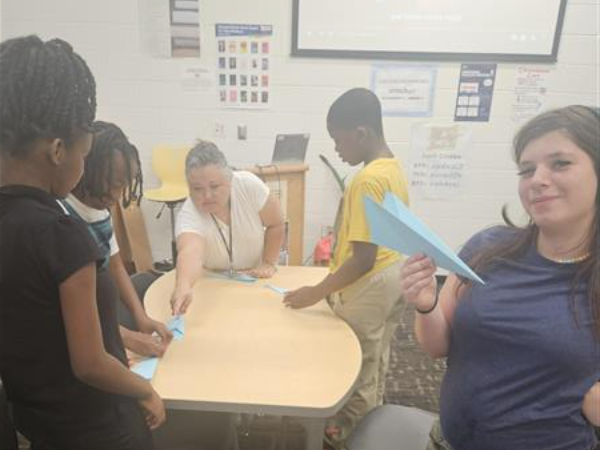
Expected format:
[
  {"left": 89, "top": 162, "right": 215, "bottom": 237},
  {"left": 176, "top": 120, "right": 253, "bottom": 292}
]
[
  {"left": 401, "top": 105, "right": 600, "bottom": 450},
  {"left": 0, "top": 36, "right": 164, "bottom": 449},
  {"left": 62, "top": 121, "right": 173, "bottom": 358}
]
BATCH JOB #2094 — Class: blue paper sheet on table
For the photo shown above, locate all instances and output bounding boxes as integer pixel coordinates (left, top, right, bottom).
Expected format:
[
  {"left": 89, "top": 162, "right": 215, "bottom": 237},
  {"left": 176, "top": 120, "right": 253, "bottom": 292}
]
[
  {"left": 206, "top": 270, "right": 257, "bottom": 283},
  {"left": 132, "top": 315, "right": 185, "bottom": 380},
  {"left": 131, "top": 357, "right": 159, "bottom": 380},
  {"left": 364, "top": 193, "right": 484, "bottom": 284},
  {"left": 168, "top": 315, "right": 185, "bottom": 341},
  {"left": 265, "top": 284, "right": 288, "bottom": 295}
]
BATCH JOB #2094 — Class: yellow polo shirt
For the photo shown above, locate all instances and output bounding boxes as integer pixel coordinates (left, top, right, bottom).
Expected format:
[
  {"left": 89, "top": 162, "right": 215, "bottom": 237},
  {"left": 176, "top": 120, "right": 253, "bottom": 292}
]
[{"left": 330, "top": 157, "right": 409, "bottom": 278}]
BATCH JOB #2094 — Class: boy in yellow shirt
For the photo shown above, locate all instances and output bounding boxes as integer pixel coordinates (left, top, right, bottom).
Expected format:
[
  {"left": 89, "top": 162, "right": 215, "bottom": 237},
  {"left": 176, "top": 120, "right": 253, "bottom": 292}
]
[{"left": 284, "top": 88, "right": 409, "bottom": 448}]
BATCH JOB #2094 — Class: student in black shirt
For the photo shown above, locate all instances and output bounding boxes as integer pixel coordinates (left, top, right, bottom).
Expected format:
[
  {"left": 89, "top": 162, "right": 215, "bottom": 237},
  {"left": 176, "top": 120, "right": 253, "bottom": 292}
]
[{"left": 0, "top": 35, "right": 164, "bottom": 450}]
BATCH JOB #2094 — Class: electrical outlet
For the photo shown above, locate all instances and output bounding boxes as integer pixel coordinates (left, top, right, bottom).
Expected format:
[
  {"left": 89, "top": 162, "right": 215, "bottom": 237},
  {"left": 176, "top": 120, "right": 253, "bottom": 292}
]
[
  {"left": 237, "top": 124, "right": 247, "bottom": 140},
  {"left": 214, "top": 122, "right": 225, "bottom": 138}
]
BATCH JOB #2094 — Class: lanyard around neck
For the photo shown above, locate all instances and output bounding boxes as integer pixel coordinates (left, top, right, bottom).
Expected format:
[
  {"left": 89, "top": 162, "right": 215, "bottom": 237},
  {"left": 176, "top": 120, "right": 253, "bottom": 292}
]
[{"left": 210, "top": 201, "right": 233, "bottom": 269}]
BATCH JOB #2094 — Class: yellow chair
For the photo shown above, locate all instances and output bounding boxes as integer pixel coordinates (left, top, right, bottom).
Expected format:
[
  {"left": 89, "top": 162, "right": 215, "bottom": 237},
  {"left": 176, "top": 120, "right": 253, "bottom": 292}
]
[{"left": 144, "top": 145, "right": 190, "bottom": 265}]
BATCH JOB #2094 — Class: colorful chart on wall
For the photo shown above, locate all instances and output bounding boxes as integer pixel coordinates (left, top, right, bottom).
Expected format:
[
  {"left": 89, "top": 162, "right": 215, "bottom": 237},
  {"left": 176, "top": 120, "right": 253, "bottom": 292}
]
[
  {"left": 216, "top": 23, "right": 273, "bottom": 109},
  {"left": 454, "top": 63, "right": 497, "bottom": 122}
]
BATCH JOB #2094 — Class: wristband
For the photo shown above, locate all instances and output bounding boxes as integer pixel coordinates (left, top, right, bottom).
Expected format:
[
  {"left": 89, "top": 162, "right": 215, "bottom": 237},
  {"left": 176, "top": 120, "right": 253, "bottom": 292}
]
[{"left": 416, "top": 290, "right": 439, "bottom": 314}]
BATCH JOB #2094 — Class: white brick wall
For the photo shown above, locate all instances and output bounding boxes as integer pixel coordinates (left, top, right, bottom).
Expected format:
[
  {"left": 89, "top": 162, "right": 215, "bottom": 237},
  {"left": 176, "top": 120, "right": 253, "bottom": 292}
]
[{"left": 2, "top": 0, "right": 598, "bottom": 262}]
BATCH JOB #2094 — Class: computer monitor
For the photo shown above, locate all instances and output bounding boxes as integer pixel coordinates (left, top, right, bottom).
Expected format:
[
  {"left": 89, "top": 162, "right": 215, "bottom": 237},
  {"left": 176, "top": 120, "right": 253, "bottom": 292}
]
[{"left": 271, "top": 133, "right": 310, "bottom": 164}]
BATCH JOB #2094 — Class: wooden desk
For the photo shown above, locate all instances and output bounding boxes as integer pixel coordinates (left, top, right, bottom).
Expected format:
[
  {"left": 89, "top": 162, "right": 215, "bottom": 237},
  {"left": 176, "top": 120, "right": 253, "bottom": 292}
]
[
  {"left": 111, "top": 201, "right": 155, "bottom": 273},
  {"left": 144, "top": 266, "right": 361, "bottom": 450},
  {"left": 249, "top": 164, "right": 308, "bottom": 266}
]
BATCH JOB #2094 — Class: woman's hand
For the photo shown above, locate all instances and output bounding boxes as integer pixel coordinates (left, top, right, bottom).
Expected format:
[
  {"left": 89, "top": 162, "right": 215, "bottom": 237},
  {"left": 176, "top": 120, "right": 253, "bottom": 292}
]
[
  {"left": 170, "top": 286, "right": 193, "bottom": 316},
  {"left": 246, "top": 262, "right": 277, "bottom": 279},
  {"left": 138, "top": 387, "right": 166, "bottom": 430},
  {"left": 400, "top": 254, "right": 438, "bottom": 311}
]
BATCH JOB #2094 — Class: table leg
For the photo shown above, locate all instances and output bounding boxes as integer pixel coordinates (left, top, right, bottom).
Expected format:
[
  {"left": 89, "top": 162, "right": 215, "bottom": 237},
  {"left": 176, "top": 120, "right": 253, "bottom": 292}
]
[{"left": 299, "top": 417, "right": 325, "bottom": 450}]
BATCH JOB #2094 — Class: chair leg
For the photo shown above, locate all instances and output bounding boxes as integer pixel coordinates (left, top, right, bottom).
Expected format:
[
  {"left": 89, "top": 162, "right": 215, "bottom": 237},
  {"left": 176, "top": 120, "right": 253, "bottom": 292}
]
[
  {"left": 276, "top": 416, "right": 289, "bottom": 450},
  {"left": 167, "top": 203, "right": 178, "bottom": 266}
]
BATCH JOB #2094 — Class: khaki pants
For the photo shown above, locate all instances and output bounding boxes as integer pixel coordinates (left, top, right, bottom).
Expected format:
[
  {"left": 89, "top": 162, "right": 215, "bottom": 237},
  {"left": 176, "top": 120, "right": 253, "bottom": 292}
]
[{"left": 327, "top": 261, "right": 404, "bottom": 445}]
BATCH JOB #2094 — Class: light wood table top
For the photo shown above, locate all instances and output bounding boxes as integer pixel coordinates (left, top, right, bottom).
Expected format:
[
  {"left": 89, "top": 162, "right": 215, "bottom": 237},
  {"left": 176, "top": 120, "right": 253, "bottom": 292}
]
[{"left": 144, "top": 266, "right": 362, "bottom": 418}]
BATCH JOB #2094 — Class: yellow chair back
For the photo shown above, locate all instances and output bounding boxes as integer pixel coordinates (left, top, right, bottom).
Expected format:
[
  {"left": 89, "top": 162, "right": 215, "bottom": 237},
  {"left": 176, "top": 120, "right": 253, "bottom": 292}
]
[
  {"left": 145, "top": 145, "right": 190, "bottom": 203},
  {"left": 152, "top": 145, "right": 189, "bottom": 186}
]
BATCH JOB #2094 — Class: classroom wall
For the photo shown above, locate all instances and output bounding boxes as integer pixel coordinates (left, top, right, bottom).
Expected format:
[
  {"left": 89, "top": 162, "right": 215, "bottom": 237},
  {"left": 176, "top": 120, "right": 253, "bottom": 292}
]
[{"left": 1, "top": 0, "right": 598, "bottom": 263}]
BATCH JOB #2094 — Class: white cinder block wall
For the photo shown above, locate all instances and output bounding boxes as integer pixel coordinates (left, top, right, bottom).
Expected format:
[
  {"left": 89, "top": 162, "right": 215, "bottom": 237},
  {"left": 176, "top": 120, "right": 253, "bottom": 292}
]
[{"left": 1, "top": 0, "right": 598, "bottom": 262}]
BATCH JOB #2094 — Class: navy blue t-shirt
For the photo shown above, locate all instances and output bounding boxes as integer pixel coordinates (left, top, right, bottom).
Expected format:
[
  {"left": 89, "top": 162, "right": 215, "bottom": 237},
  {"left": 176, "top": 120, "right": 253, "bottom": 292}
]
[{"left": 440, "top": 226, "right": 599, "bottom": 450}]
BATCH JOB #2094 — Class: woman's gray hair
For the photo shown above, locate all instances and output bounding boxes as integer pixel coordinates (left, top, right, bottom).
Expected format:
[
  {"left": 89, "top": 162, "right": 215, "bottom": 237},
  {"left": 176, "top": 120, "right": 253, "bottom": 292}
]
[{"left": 185, "top": 140, "right": 232, "bottom": 178}]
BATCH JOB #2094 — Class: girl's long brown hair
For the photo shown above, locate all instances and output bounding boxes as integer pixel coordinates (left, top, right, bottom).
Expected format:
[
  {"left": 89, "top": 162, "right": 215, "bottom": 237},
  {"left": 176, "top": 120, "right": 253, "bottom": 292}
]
[{"left": 462, "top": 106, "right": 600, "bottom": 337}]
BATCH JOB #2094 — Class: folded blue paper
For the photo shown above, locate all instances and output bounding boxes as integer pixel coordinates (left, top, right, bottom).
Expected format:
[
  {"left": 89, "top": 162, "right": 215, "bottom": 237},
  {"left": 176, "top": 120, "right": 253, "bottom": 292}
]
[
  {"left": 168, "top": 315, "right": 185, "bottom": 341},
  {"left": 265, "top": 284, "right": 288, "bottom": 295},
  {"left": 131, "top": 357, "right": 159, "bottom": 380},
  {"left": 365, "top": 193, "right": 484, "bottom": 284},
  {"left": 206, "top": 270, "right": 257, "bottom": 283}
]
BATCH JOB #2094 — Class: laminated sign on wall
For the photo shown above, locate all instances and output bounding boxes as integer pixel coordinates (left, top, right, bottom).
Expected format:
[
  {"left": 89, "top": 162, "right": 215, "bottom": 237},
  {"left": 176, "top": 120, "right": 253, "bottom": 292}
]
[
  {"left": 139, "top": 0, "right": 200, "bottom": 58},
  {"left": 216, "top": 23, "right": 273, "bottom": 109},
  {"left": 170, "top": 0, "right": 201, "bottom": 57},
  {"left": 511, "top": 66, "right": 551, "bottom": 123},
  {"left": 371, "top": 64, "right": 436, "bottom": 117},
  {"left": 454, "top": 63, "right": 497, "bottom": 122},
  {"left": 409, "top": 122, "right": 471, "bottom": 200}
]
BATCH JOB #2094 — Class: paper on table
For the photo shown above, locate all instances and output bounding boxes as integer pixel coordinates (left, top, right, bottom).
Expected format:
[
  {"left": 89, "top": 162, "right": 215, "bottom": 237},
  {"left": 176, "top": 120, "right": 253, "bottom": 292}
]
[
  {"left": 265, "top": 284, "right": 288, "bottom": 295},
  {"left": 233, "top": 273, "right": 258, "bottom": 283},
  {"left": 365, "top": 193, "right": 484, "bottom": 284},
  {"left": 132, "top": 316, "right": 184, "bottom": 380},
  {"left": 168, "top": 315, "right": 185, "bottom": 341},
  {"left": 206, "top": 270, "right": 257, "bottom": 283},
  {"left": 131, "top": 357, "right": 159, "bottom": 380}
]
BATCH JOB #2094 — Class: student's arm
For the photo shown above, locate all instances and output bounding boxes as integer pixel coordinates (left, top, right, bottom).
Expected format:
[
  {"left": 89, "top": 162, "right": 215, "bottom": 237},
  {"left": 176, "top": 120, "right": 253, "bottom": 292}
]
[
  {"left": 60, "top": 263, "right": 165, "bottom": 429},
  {"left": 170, "top": 233, "right": 205, "bottom": 315},
  {"left": 120, "top": 326, "right": 167, "bottom": 358},
  {"left": 247, "top": 195, "right": 285, "bottom": 279},
  {"left": 400, "top": 254, "right": 462, "bottom": 358},
  {"left": 583, "top": 382, "right": 600, "bottom": 426},
  {"left": 109, "top": 254, "right": 172, "bottom": 352},
  {"left": 284, "top": 241, "right": 377, "bottom": 309}
]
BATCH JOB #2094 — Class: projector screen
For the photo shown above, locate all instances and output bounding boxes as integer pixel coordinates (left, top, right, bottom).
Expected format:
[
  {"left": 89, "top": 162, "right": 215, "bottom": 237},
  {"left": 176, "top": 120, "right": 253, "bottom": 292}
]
[{"left": 292, "top": 0, "right": 567, "bottom": 62}]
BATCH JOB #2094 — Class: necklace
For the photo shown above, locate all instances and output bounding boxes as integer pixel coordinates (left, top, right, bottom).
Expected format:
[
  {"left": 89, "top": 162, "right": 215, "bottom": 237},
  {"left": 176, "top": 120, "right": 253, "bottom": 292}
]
[{"left": 551, "top": 252, "right": 591, "bottom": 264}]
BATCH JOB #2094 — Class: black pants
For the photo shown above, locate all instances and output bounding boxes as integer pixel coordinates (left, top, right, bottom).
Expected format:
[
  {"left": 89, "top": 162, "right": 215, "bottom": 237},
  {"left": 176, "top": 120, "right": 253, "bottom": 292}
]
[
  {"left": 13, "top": 399, "right": 154, "bottom": 450},
  {"left": 152, "top": 409, "right": 233, "bottom": 450}
]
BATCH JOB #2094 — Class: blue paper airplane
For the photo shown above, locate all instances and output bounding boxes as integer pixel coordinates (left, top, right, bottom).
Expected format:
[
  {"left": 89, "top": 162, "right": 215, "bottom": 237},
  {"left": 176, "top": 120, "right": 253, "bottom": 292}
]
[
  {"left": 132, "top": 357, "right": 159, "bottom": 380},
  {"left": 365, "top": 193, "right": 484, "bottom": 284},
  {"left": 168, "top": 315, "right": 185, "bottom": 341}
]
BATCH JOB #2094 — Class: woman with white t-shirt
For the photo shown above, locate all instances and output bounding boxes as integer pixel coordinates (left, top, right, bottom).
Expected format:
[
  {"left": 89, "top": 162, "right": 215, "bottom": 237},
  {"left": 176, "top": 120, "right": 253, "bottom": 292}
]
[{"left": 170, "top": 140, "right": 285, "bottom": 315}]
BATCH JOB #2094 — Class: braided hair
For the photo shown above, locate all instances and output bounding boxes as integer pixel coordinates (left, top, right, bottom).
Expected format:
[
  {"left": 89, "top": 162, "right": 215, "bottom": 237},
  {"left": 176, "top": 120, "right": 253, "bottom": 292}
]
[
  {"left": 0, "top": 35, "right": 96, "bottom": 156},
  {"left": 74, "top": 121, "right": 143, "bottom": 208}
]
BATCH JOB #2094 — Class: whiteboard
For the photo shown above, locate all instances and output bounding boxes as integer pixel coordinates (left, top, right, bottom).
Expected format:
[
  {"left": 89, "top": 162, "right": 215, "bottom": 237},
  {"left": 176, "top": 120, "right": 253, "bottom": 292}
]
[{"left": 292, "top": 0, "right": 568, "bottom": 62}]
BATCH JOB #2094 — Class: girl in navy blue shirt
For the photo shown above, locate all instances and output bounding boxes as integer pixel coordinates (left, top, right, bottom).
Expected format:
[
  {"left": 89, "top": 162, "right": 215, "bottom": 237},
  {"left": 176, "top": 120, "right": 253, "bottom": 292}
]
[{"left": 401, "top": 106, "right": 600, "bottom": 450}]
